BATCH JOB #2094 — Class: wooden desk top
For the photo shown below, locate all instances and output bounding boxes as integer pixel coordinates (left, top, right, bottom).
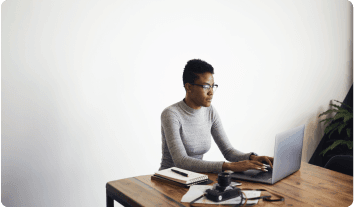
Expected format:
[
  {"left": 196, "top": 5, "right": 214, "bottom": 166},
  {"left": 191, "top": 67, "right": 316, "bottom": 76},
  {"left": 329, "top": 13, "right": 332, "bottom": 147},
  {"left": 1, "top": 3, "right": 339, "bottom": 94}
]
[{"left": 106, "top": 162, "right": 353, "bottom": 206}]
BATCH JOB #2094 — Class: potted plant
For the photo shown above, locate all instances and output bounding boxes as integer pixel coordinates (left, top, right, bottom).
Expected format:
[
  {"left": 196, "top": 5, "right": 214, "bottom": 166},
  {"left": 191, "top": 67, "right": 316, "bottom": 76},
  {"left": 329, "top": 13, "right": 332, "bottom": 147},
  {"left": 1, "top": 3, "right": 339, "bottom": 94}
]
[{"left": 318, "top": 100, "right": 353, "bottom": 156}]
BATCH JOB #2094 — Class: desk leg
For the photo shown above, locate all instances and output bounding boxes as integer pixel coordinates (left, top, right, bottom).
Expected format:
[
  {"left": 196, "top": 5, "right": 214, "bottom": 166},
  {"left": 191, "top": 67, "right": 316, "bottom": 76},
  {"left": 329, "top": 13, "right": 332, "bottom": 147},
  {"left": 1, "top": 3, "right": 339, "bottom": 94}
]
[
  {"left": 106, "top": 188, "right": 134, "bottom": 207},
  {"left": 107, "top": 194, "right": 114, "bottom": 207}
]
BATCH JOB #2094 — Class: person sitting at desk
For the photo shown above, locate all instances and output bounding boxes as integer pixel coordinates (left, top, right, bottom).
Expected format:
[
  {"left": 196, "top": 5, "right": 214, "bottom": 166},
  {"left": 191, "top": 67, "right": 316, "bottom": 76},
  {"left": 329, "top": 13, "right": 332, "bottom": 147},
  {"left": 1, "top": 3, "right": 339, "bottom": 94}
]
[{"left": 159, "top": 59, "right": 273, "bottom": 173}]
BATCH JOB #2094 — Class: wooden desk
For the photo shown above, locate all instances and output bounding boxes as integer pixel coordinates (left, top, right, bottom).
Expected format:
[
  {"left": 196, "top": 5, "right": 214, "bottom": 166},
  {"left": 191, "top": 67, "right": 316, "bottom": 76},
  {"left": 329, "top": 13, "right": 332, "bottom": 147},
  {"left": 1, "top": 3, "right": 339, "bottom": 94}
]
[{"left": 106, "top": 162, "right": 353, "bottom": 206}]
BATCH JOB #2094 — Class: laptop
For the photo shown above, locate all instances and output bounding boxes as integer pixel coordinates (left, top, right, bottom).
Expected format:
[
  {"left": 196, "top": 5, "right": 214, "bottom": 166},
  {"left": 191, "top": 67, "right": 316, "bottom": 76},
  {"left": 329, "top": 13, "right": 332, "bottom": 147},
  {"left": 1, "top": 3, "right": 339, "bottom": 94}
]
[{"left": 230, "top": 124, "right": 305, "bottom": 185}]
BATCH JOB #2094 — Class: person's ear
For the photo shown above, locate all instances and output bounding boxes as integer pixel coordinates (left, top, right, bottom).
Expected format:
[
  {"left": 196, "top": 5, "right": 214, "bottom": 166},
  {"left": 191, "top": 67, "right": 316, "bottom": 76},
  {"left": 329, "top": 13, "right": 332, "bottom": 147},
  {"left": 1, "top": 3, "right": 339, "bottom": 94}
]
[{"left": 185, "top": 83, "right": 192, "bottom": 93}]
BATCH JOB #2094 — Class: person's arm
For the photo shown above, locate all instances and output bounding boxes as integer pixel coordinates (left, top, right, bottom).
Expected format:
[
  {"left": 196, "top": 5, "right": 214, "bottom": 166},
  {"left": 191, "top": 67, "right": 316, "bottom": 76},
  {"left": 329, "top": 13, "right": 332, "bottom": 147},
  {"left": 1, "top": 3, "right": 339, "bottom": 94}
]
[
  {"left": 210, "top": 106, "right": 256, "bottom": 162},
  {"left": 249, "top": 154, "right": 257, "bottom": 160},
  {"left": 222, "top": 162, "right": 230, "bottom": 171},
  {"left": 161, "top": 109, "right": 224, "bottom": 173}
]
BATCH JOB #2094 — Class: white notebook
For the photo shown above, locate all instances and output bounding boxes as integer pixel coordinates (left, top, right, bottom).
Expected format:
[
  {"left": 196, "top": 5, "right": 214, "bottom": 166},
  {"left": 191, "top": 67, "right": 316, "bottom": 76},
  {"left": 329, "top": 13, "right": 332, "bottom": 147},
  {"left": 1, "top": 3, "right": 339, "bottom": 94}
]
[{"left": 154, "top": 167, "right": 208, "bottom": 184}]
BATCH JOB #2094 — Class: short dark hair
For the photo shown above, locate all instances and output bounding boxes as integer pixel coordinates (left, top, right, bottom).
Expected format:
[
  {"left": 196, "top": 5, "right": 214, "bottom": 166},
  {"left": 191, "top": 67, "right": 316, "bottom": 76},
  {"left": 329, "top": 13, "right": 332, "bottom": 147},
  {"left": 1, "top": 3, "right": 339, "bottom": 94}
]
[{"left": 182, "top": 59, "right": 214, "bottom": 87}]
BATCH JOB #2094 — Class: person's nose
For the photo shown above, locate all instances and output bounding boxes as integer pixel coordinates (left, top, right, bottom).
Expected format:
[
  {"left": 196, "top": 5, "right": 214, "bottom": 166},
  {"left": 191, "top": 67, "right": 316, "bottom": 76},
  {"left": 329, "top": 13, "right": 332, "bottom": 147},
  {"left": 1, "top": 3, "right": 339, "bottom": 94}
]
[{"left": 208, "top": 88, "right": 214, "bottom": 95}]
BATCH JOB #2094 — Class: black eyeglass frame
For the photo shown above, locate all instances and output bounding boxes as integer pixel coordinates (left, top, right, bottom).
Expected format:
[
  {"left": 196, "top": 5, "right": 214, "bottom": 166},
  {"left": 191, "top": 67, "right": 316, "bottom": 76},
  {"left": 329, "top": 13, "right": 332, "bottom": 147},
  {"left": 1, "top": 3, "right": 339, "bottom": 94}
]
[{"left": 189, "top": 83, "right": 218, "bottom": 91}]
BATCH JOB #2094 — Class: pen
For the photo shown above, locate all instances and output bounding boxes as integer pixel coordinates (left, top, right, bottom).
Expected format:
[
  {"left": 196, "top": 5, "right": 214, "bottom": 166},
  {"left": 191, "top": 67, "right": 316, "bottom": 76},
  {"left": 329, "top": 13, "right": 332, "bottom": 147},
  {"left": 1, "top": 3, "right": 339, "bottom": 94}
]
[{"left": 171, "top": 169, "right": 189, "bottom": 177}]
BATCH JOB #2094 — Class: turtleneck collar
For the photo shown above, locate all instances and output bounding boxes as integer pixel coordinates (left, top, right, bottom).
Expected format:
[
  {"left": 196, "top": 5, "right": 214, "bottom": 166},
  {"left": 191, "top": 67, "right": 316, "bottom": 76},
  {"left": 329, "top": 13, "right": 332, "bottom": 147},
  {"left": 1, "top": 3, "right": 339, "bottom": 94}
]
[{"left": 179, "top": 98, "right": 204, "bottom": 115}]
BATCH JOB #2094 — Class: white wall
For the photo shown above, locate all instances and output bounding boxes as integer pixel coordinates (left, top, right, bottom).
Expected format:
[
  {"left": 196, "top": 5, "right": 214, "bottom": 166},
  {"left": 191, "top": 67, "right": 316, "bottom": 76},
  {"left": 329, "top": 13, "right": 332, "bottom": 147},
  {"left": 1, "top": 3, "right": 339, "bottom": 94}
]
[{"left": 1, "top": 0, "right": 353, "bottom": 206}]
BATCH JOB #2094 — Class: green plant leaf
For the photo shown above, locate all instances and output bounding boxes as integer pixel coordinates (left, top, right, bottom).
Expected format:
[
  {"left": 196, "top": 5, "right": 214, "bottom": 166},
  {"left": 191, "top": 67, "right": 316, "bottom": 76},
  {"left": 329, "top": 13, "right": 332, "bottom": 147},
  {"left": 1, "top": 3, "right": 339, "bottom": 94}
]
[
  {"left": 324, "top": 122, "right": 340, "bottom": 134},
  {"left": 329, "top": 103, "right": 342, "bottom": 110},
  {"left": 347, "top": 128, "right": 352, "bottom": 138},
  {"left": 318, "top": 107, "right": 351, "bottom": 126},
  {"left": 328, "top": 126, "right": 340, "bottom": 139},
  {"left": 338, "top": 110, "right": 352, "bottom": 116},
  {"left": 320, "top": 140, "right": 352, "bottom": 156},
  {"left": 319, "top": 118, "right": 333, "bottom": 126},
  {"left": 337, "top": 123, "right": 347, "bottom": 135},
  {"left": 320, "top": 143, "right": 338, "bottom": 156},
  {"left": 320, "top": 147, "right": 330, "bottom": 156},
  {"left": 336, "top": 110, "right": 351, "bottom": 116},
  {"left": 330, "top": 104, "right": 350, "bottom": 113},
  {"left": 334, "top": 100, "right": 353, "bottom": 110},
  {"left": 329, "top": 107, "right": 349, "bottom": 115},
  {"left": 333, "top": 113, "right": 347, "bottom": 121},
  {"left": 343, "top": 113, "right": 353, "bottom": 122},
  {"left": 319, "top": 109, "right": 339, "bottom": 117},
  {"left": 319, "top": 100, "right": 353, "bottom": 144}
]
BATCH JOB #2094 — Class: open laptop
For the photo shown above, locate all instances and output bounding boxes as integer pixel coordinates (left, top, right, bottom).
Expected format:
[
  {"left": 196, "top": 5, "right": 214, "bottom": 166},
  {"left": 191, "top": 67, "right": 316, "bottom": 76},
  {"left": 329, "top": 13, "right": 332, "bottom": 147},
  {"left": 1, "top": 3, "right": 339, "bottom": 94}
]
[{"left": 230, "top": 124, "right": 305, "bottom": 185}]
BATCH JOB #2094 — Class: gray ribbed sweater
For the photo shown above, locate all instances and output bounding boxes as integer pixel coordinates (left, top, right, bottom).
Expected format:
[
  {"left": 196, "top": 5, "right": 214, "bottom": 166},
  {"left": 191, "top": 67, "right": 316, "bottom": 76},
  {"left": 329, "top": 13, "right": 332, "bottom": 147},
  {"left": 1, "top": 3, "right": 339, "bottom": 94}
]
[{"left": 159, "top": 99, "right": 255, "bottom": 173}]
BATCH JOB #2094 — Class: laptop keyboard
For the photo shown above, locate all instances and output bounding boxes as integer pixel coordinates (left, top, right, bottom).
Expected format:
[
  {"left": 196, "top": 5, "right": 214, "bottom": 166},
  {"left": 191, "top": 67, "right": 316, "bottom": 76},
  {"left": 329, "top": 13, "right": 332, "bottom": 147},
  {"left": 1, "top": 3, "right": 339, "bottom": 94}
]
[
  {"left": 243, "top": 166, "right": 273, "bottom": 178},
  {"left": 251, "top": 167, "right": 273, "bottom": 178},
  {"left": 251, "top": 171, "right": 271, "bottom": 178}
]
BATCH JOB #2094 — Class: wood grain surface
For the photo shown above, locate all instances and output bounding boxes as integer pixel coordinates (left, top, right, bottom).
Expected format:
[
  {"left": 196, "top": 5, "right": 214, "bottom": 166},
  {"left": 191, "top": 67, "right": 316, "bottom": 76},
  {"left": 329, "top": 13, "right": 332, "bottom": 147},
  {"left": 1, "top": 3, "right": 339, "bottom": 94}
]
[{"left": 106, "top": 162, "right": 353, "bottom": 207}]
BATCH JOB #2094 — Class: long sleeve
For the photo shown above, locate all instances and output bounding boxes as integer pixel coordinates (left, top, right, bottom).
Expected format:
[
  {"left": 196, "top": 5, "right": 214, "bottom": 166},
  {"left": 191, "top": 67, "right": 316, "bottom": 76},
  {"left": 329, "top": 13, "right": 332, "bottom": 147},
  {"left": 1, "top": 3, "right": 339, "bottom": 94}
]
[
  {"left": 210, "top": 106, "right": 256, "bottom": 162},
  {"left": 161, "top": 109, "right": 224, "bottom": 173}
]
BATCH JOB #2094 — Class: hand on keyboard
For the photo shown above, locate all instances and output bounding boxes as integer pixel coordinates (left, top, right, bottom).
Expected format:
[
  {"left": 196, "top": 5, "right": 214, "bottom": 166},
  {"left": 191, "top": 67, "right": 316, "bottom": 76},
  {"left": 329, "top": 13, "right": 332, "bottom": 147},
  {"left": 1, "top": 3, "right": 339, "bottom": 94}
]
[
  {"left": 222, "top": 160, "right": 269, "bottom": 172},
  {"left": 263, "top": 164, "right": 272, "bottom": 171}
]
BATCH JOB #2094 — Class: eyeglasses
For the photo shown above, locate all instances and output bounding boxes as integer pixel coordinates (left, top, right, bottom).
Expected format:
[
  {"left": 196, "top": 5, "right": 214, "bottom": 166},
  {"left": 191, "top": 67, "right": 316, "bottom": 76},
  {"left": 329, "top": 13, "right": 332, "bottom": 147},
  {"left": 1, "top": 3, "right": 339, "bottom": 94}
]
[{"left": 190, "top": 83, "right": 218, "bottom": 92}]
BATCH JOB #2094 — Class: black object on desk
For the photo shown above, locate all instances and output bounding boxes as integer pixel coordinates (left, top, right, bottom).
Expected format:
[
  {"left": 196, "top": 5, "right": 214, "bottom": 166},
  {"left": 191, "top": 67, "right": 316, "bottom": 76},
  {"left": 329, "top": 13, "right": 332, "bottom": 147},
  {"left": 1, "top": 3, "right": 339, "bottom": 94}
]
[{"left": 171, "top": 169, "right": 189, "bottom": 177}]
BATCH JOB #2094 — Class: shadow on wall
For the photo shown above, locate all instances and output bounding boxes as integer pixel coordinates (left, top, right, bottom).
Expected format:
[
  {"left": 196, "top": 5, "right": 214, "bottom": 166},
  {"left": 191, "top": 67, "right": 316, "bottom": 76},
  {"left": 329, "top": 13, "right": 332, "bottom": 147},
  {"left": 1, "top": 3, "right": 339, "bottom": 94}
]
[{"left": 302, "top": 106, "right": 328, "bottom": 163}]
